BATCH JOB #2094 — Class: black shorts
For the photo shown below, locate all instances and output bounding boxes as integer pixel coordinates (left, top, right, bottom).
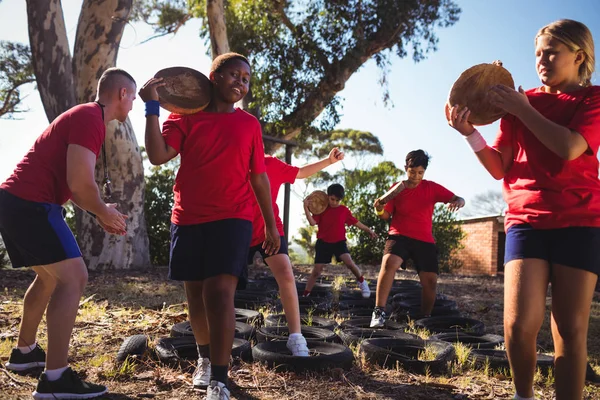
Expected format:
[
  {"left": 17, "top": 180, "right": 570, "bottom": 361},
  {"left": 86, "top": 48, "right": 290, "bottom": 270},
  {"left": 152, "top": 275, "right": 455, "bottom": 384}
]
[
  {"left": 247, "top": 236, "right": 289, "bottom": 265},
  {"left": 314, "top": 239, "right": 350, "bottom": 264},
  {"left": 0, "top": 189, "right": 81, "bottom": 268},
  {"left": 384, "top": 235, "right": 438, "bottom": 274},
  {"left": 169, "top": 218, "right": 252, "bottom": 288},
  {"left": 505, "top": 224, "right": 600, "bottom": 275}
]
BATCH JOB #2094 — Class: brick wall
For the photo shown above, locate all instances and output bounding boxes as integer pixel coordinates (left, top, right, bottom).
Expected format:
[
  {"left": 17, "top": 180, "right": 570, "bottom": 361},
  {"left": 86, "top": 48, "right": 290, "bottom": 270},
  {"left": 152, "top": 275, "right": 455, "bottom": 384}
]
[{"left": 453, "top": 216, "right": 504, "bottom": 276}]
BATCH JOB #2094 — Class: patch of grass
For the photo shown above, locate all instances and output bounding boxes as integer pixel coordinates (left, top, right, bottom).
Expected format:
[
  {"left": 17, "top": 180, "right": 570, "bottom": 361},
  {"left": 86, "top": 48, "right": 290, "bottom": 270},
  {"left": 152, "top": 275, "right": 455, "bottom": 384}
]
[
  {"left": 78, "top": 299, "right": 107, "bottom": 321},
  {"left": 453, "top": 342, "right": 471, "bottom": 367},
  {"left": 304, "top": 308, "right": 314, "bottom": 326},
  {"left": 331, "top": 275, "right": 346, "bottom": 292},
  {"left": 88, "top": 353, "right": 112, "bottom": 368},
  {"left": 0, "top": 339, "right": 16, "bottom": 359},
  {"left": 104, "top": 356, "right": 137, "bottom": 379},
  {"left": 418, "top": 344, "right": 437, "bottom": 362},
  {"left": 405, "top": 320, "right": 431, "bottom": 339},
  {"left": 257, "top": 304, "right": 277, "bottom": 321}
]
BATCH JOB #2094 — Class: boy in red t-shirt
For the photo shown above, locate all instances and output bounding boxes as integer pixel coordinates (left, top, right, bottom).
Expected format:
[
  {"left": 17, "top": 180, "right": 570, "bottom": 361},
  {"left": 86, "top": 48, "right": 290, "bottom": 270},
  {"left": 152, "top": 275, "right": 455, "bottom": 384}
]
[
  {"left": 247, "top": 148, "right": 344, "bottom": 357},
  {"left": 139, "top": 53, "right": 279, "bottom": 399},
  {"left": 371, "top": 150, "right": 464, "bottom": 328},
  {"left": 303, "top": 184, "right": 377, "bottom": 297},
  {"left": 0, "top": 68, "right": 134, "bottom": 399},
  {"left": 448, "top": 19, "right": 600, "bottom": 400}
]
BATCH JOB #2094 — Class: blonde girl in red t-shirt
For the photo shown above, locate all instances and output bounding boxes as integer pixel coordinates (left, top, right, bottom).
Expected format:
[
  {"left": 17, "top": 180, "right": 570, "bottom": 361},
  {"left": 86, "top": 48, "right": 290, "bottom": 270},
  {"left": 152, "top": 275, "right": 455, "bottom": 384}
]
[{"left": 447, "top": 19, "right": 600, "bottom": 400}]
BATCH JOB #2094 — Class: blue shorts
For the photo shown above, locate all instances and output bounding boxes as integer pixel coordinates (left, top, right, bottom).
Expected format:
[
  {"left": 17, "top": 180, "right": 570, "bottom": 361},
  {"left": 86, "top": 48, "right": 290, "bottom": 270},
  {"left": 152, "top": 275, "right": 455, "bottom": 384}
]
[
  {"left": 169, "top": 218, "right": 252, "bottom": 287},
  {"left": 247, "top": 236, "right": 289, "bottom": 265},
  {"left": 505, "top": 224, "right": 600, "bottom": 275},
  {"left": 314, "top": 239, "right": 350, "bottom": 264},
  {"left": 0, "top": 189, "right": 81, "bottom": 268}
]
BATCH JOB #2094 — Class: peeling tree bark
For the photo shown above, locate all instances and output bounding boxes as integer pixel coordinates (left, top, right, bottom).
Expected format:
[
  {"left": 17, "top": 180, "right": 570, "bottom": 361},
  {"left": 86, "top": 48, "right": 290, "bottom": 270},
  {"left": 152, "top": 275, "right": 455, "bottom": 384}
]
[
  {"left": 72, "top": 0, "right": 150, "bottom": 270},
  {"left": 25, "top": 0, "right": 75, "bottom": 121}
]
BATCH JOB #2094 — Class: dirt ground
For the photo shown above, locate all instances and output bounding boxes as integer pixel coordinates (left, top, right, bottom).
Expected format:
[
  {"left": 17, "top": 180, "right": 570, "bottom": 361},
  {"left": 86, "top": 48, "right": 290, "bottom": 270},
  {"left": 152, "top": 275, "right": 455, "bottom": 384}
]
[{"left": 1, "top": 265, "right": 599, "bottom": 399}]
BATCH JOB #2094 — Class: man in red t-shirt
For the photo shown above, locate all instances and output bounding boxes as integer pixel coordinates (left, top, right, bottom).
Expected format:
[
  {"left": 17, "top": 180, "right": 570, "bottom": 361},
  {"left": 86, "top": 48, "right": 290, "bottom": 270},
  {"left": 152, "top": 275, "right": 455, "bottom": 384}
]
[
  {"left": 303, "top": 183, "right": 377, "bottom": 298},
  {"left": 247, "top": 148, "right": 344, "bottom": 357},
  {"left": 371, "top": 150, "right": 464, "bottom": 327},
  {"left": 0, "top": 68, "right": 135, "bottom": 398},
  {"left": 139, "top": 53, "right": 279, "bottom": 399}
]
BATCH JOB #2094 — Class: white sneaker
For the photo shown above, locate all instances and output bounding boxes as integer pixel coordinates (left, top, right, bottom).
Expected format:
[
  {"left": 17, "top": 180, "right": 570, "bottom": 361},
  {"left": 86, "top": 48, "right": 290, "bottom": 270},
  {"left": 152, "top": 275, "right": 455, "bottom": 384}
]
[
  {"left": 286, "top": 333, "right": 309, "bottom": 357},
  {"left": 206, "top": 380, "right": 230, "bottom": 400},
  {"left": 192, "top": 357, "right": 211, "bottom": 389},
  {"left": 370, "top": 308, "right": 386, "bottom": 328},
  {"left": 358, "top": 280, "right": 371, "bottom": 298}
]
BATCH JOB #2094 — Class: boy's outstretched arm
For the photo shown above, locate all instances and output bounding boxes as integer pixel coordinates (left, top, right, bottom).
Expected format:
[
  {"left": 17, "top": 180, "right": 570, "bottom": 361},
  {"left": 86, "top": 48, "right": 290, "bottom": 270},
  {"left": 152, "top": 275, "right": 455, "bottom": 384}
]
[
  {"left": 447, "top": 195, "right": 466, "bottom": 212},
  {"left": 250, "top": 172, "right": 280, "bottom": 255},
  {"left": 355, "top": 221, "right": 377, "bottom": 239},
  {"left": 303, "top": 199, "right": 317, "bottom": 226},
  {"left": 138, "top": 77, "right": 178, "bottom": 165},
  {"left": 296, "top": 147, "right": 344, "bottom": 179}
]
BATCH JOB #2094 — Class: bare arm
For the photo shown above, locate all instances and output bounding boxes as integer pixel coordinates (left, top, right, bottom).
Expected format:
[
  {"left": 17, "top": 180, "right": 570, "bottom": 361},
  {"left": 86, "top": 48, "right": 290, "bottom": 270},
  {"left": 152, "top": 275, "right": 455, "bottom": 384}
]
[
  {"left": 250, "top": 172, "right": 280, "bottom": 255},
  {"left": 139, "top": 77, "right": 178, "bottom": 165},
  {"left": 296, "top": 147, "right": 344, "bottom": 179},
  {"left": 303, "top": 199, "right": 318, "bottom": 226},
  {"left": 355, "top": 221, "right": 377, "bottom": 238}
]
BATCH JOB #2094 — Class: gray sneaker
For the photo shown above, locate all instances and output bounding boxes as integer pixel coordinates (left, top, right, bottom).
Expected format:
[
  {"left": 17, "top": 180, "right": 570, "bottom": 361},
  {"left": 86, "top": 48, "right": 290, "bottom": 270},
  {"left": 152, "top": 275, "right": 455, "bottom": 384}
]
[
  {"left": 192, "top": 357, "right": 211, "bottom": 389},
  {"left": 206, "top": 380, "right": 230, "bottom": 400},
  {"left": 370, "top": 308, "right": 386, "bottom": 328}
]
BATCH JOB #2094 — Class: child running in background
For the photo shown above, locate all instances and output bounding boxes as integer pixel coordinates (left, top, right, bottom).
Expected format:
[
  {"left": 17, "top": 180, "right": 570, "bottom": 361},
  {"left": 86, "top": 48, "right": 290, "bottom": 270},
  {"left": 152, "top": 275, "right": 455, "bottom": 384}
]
[
  {"left": 447, "top": 19, "right": 599, "bottom": 400},
  {"left": 303, "top": 183, "right": 377, "bottom": 298},
  {"left": 140, "top": 53, "right": 279, "bottom": 400}
]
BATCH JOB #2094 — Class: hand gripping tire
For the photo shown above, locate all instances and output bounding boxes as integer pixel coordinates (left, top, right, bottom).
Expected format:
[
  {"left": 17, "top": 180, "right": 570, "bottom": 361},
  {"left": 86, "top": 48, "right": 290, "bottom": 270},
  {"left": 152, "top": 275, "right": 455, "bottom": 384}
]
[
  {"left": 116, "top": 335, "right": 149, "bottom": 363},
  {"left": 256, "top": 325, "right": 339, "bottom": 343},
  {"left": 252, "top": 341, "right": 354, "bottom": 372},
  {"left": 429, "top": 332, "right": 504, "bottom": 349},
  {"left": 414, "top": 316, "right": 485, "bottom": 336},
  {"left": 360, "top": 337, "right": 455, "bottom": 374},
  {"left": 338, "top": 328, "right": 418, "bottom": 347},
  {"left": 170, "top": 320, "right": 255, "bottom": 340},
  {"left": 264, "top": 313, "right": 338, "bottom": 331}
]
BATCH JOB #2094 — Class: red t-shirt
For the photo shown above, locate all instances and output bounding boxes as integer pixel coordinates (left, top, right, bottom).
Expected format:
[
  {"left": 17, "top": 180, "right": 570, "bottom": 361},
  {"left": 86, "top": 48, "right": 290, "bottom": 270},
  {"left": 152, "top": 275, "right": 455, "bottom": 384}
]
[
  {"left": 313, "top": 205, "right": 358, "bottom": 243},
  {"left": 162, "top": 108, "right": 265, "bottom": 225},
  {"left": 1, "top": 103, "right": 105, "bottom": 205},
  {"left": 250, "top": 156, "right": 299, "bottom": 246},
  {"left": 493, "top": 86, "right": 600, "bottom": 230},
  {"left": 384, "top": 180, "right": 454, "bottom": 243}
]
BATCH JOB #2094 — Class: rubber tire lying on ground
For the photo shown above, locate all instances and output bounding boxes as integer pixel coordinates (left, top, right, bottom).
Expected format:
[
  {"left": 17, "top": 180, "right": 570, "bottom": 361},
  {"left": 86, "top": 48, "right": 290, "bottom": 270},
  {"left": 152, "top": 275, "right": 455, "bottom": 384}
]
[
  {"left": 360, "top": 337, "right": 455, "bottom": 374},
  {"left": 252, "top": 341, "right": 354, "bottom": 372},
  {"left": 394, "top": 298, "right": 457, "bottom": 311},
  {"left": 170, "top": 321, "right": 255, "bottom": 340},
  {"left": 264, "top": 313, "right": 338, "bottom": 331},
  {"left": 338, "top": 328, "right": 418, "bottom": 347},
  {"left": 256, "top": 325, "right": 339, "bottom": 343},
  {"left": 468, "top": 349, "right": 554, "bottom": 374},
  {"left": 116, "top": 335, "right": 148, "bottom": 363},
  {"left": 414, "top": 316, "right": 485, "bottom": 336},
  {"left": 429, "top": 332, "right": 504, "bottom": 349},
  {"left": 339, "top": 317, "right": 406, "bottom": 331},
  {"left": 337, "top": 308, "right": 378, "bottom": 319},
  {"left": 155, "top": 336, "right": 252, "bottom": 366},
  {"left": 235, "top": 308, "right": 262, "bottom": 325}
]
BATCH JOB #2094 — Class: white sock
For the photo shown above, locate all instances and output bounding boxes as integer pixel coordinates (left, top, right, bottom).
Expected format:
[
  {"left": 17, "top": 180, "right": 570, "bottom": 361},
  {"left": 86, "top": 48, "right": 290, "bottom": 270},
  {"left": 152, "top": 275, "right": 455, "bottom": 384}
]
[
  {"left": 513, "top": 391, "right": 535, "bottom": 400},
  {"left": 44, "top": 366, "right": 69, "bottom": 381},
  {"left": 17, "top": 342, "right": 37, "bottom": 354},
  {"left": 288, "top": 333, "right": 303, "bottom": 340}
]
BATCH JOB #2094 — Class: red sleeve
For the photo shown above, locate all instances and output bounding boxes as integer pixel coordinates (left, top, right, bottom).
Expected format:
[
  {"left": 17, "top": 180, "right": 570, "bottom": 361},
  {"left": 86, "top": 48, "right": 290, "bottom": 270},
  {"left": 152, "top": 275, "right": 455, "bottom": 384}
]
[
  {"left": 345, "top": 207, "right": 358, "bottom": 226},
  {"left": 249, "top": 121, "right": 266, "bottom": 174},
  {"left": 432, "top": 181, "right": 455, "bottom": 203},
  {"left": 493, "top": 114, "right": 515, "bottom": 150},
  {"left": 313, "top": 213, "right": 322, "bottom": 224},
  {"left": 272, "top": 157, "right": 299, "bottom": 184},
  {"left": 162, "top": 113, "right": 186, "bottom": 154},
  {"left": 68, "top": 107, "right": 105, "bottom": 156},
  {"left": 568, "top": 87, "right": 600, "bottom": 156}
]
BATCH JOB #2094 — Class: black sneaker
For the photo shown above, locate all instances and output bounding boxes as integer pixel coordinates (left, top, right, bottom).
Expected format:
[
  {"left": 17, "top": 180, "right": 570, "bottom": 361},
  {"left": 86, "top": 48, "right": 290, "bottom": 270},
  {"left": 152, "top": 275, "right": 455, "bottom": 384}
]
[
  {"left": 6, "top": 344, "right": 46, "bottom": 371},
  {"left": 32, "top": 367, "right": 107, "bottom": 399}
]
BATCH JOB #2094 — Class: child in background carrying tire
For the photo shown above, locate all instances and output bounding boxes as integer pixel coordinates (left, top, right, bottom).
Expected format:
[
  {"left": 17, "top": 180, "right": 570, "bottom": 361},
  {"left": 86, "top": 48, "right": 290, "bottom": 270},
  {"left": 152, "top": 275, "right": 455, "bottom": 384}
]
[{"left": 447, "top": 19, "right": 600, "bottom": 400}]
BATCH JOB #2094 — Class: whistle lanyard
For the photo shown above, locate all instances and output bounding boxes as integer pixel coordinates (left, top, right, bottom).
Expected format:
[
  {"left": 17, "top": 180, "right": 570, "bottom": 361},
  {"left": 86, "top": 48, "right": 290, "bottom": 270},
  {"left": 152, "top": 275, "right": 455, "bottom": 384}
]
[{"left": 95, "top": 101, "right": 112, "bottom": 200}]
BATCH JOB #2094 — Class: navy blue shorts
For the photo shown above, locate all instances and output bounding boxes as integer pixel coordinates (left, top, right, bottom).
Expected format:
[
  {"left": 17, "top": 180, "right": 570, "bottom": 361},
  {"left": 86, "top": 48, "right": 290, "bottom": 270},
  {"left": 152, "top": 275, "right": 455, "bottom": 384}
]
[
  {"left": 247, "top": 236, "right": 289, "bottom": 265},
  {"left": 384, "top": 235, "right": 439, "bottom": 274},
  {"left": 169, "top": 218, "right": 252, "bottom": 287},
  {"left": 505, "top": 224, "right": 600, "bottom": 275},
  {"left": 0, "top": 189, "right": 81, "bottom": 268},
  {"left": 314, "top": 239, "right": 350, "bottom": 264}
]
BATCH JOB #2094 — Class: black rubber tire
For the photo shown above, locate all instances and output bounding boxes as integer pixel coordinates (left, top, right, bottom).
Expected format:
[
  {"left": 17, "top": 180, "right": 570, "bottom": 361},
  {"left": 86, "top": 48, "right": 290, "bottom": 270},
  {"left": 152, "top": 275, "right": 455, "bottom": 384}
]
[
  {"left": 430, "top": 332, "right": 505, "bottom": 349},
  {"left": 405, "top": 307, "right": 461, "bottom": 319},
  {"left": 256, "top": 325, "right": 339, "bottom": 343},
  {"left": 235, "top": 308, "right": 263, "bottom": 325},
  {"left": 116, "top": 335, "right": 148, "bottom": 363},
  {"left": 155, "top": 336, "right": 252, "bottom": 366},
  {"left": 252, "top": 341, "right": 354, "bottom": 372},
  {"left": 339, "top": 317, "right": 406, "bottom": 331},
  {"left": 337, "top": 308, "right": 377, "bottom": 318},
  {"left": 338, "top": 290, "right": 377, "bottom": 301},
  {"left": 391, "top": 291, "right": 448, "bottom": 303},
  {"left": 264, "top": 313, "right": 338, "bottom": 331},
  {"left": 468, "top": 349, "right": 554, "bottom": 374},
  {"left": 395, "top": 298, "right": 457, "bottom": 311},
  {"left": 236, "top": 289, "right": 279, "bottom": 298},
  {"left": 298, "top": 295, "right": 332, "bottom": 310},
  {"left": 414, "top": 316, "right": 485, "bottom": 336},
  {"left": 338, "top": 299, "right": 376, "bottom": 310},
  {"left": 234, "top": 292, "right": 273, "bottom": 310},
  {"left": 170, "top": 321, "right": 255, "bottom": 340},
  {"left": 296, "top": 282, "right": 333, "bottom": 293},
  {"left": 360, "top": 337, "right": 455, "bottom": 374},
  {"left": 232, "top": 338, "right": 253, "bottom": 362},
  {"left": 338, "top": 328, "right": 417, "bottom": 347}
]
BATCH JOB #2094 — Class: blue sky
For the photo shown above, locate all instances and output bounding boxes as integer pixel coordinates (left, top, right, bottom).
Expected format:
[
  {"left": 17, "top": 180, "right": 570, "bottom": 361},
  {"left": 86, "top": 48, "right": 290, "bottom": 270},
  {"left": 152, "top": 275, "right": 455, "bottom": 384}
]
[{"left": 0, "top": 0, "right": 599, "bottom": 242}]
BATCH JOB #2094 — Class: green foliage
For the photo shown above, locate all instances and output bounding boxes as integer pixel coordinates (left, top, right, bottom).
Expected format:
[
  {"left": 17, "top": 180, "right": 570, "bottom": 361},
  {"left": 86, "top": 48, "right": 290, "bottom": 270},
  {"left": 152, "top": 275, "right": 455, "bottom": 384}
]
[
  {"left": 292, "top": 225, "right": 317, "bottom": 261},
  {"left": 144, "top": 156, "right": 179, "bottom": 266},
  {"left": 294, "top": 128, "right": 383, "bottom": 159},
  {"left": 432, "top": 204, "right": 465, "bottom": 273},
  {"left": 0, "top": 41, "right": 35, "bottom": 118}
]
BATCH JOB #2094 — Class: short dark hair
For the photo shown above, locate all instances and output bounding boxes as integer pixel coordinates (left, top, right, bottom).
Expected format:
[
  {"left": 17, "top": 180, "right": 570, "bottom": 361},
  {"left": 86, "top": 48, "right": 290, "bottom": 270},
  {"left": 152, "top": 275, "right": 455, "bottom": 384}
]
[
  {"left": 97, "top": 67, "right": 136, "bottom": 94},
  {"left": 327, "top": 184, "right": 345, "bottom": 199},
  {"left": 405, "top": 149, "right": 430, "bottom": 169},
  {"left": 211, "top": 52, "right": 251, "bottom": 73}
]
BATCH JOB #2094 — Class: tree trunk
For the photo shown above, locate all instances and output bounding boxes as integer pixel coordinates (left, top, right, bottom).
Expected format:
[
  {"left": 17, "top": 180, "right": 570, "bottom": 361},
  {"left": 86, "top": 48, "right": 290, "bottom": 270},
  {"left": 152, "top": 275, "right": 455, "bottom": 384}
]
[
  {"left": 25, "top": 0, "right": 75, "bottom": 122},
  {"left": 72, "top": 0, "right": 150, "bottom": 270},
  {"left": 206, "top": 0, "right": 230, "bottom": 59}
]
